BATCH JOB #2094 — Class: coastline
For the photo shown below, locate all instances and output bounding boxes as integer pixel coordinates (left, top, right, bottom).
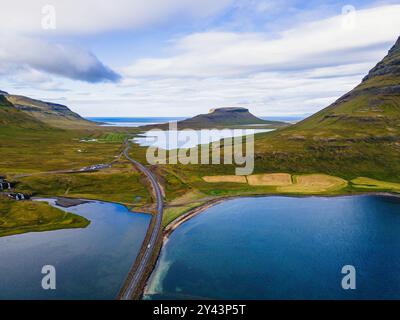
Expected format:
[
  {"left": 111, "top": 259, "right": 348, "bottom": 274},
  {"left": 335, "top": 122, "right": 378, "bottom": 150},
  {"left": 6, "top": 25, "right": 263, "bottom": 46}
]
[
  {"left": 163, "top": 196, "right": 235, "bottom": 241},
  {"left": 162, "top": 191, "right": 400, "bottom": 243},
  {"left": 32, "top": 196, "right": 152, "bottom": 215}
]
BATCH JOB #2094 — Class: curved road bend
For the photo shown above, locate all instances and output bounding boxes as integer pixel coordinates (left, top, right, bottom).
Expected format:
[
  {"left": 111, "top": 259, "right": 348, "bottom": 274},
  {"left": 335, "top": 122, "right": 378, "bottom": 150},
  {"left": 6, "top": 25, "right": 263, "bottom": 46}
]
[{"left": 119, "top": 145, "right": 164, "bottom": 300}]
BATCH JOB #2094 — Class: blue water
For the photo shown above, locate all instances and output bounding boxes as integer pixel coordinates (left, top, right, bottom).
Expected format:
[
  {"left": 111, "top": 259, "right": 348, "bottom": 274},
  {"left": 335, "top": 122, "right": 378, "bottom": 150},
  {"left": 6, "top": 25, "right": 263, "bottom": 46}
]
[
  {"left": 87, "top": 117, "right": 187, "bottom": 127},
  {"left": 264, "top": 115, "right": 308, "bottom": 123},
  {"left": 145, "top": 196, "right": 400, "bottom": 300},
  {"left": 0, "top": 199, "right": 151, "bottom": 300},
  {"left": 86, "top": 116, "right": 306, "bottom": 127}
]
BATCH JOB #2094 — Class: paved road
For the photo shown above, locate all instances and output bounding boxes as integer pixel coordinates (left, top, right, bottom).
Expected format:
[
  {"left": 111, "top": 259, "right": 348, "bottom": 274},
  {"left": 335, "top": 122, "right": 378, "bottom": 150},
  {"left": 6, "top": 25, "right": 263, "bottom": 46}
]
[{"left": 119, "top": 144, "right": 164, "bottom": 300}]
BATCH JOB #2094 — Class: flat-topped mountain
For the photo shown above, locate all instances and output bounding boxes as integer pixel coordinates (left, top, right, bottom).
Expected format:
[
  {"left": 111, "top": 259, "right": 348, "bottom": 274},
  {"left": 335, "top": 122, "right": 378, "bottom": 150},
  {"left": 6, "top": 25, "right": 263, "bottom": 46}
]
[
  {"left": 184, "top": 107, "right": 278, "bottom": 126},
  {"left": 254, "top": 35, "right": 400, "bottom": 181},
  {"left": 144, "top": 107, "right": 287, "bottom": 129},
  {"left": 3, "top": 94, "right": 95, "bottom": 129}
]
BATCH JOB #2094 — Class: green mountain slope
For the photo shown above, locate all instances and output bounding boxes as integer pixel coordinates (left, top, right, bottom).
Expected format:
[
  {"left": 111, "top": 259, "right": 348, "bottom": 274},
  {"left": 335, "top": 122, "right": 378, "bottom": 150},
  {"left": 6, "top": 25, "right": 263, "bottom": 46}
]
[
  {"left": 253, "top": 36, "right": 400, "bottom": 181},
  {"left": 4, "top": 94, "right": 95, "bottom": 129},
  {"left": 285, "top": 36, "right": 400, "bottom": 134},
  {"left": 0, "top": 95, "right": 48, "bottom": 129}
]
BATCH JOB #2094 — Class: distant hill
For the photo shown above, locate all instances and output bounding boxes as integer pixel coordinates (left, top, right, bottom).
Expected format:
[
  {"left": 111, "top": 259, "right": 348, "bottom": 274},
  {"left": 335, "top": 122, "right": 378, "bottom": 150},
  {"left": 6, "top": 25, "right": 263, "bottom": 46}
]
[
  {"left": 144, "top": 107, "right": 287, "bottom": 129},
  {"left": 2, "top": 93, "right": 95, "bottom": 129},
  {"left": 253, "top": 36, "right": 400, "bottom": 181},
  {"left": 0, "top": 95, "right": 49, "bottom": 129}
]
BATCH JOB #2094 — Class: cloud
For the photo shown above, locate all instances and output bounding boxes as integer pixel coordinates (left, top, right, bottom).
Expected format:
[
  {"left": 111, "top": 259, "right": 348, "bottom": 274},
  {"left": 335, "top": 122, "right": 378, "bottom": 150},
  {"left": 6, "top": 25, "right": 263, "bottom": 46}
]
[
  {"left": 1, "top": 0, "right": 233, "bottom": 83},
  {"left": 123, "top": 4, "right": 400, "bottom": 78},
  {"left": 1, "top": 0, "right": 233, "bottom": 34},
  {"left": 67, "top": 3, "right": 398, "bottom": 117},
  {"left": 0, "top": 35, "right": 121, "bottom": 83},
  {"left": 54, "top": 67, "right": 362, "bottom": 117},
  {"left": 3, "top": 2, "right": 400, "bottom": 117}
]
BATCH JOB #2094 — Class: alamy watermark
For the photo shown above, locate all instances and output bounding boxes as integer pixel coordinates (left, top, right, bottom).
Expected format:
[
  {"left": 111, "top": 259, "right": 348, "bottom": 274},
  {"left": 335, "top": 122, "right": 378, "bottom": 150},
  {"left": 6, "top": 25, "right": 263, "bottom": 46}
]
[
  {"left": 143, "top": 122, "right": 255, "bottom": 175},
  {"left": 341, "top": 265, "right": 356, "bottom": 290},
  {"left": 41, "top": 265, "right": 56, "bottom": 290},
  {"left": 341, "top": 5, "right": 357, "bottom": 30},
  {"left": 41, "top": 4, "right": 57, "bottom": 30}
]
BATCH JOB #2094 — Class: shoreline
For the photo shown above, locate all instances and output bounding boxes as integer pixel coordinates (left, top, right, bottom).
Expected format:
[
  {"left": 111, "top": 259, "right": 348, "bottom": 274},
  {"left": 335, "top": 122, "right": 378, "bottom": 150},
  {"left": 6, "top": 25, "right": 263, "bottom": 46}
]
[
  {"left": 162, "top": 191, "right": 400, "bottom": 243},
  {"left": 32, "top": 196, "right": 152, "bottom": 215}
]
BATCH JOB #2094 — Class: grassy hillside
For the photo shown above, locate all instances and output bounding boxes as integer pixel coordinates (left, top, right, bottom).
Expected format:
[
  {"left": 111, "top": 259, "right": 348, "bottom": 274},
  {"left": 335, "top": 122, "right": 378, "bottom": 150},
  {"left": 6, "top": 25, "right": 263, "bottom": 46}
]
[
  {"left": 0, "top": 95, "right": 49, "bottom": 129},
  {"left": 14, "top": 161, "right": 151, "bottom": 210},
  {"left": 0, "top": 196, "right": 89, "bottom": 237},
  {"left": 5, "top": 94, "right": 96, "bottom": 129},
  {"left": 250, "top": 36, "right": 400, "bottom": 182}
]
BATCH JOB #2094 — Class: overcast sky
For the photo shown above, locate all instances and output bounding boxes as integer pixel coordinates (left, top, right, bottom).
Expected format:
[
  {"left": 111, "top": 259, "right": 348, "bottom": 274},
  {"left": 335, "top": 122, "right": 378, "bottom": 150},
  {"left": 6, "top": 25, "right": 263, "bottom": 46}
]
[{"left": 0, "top": 0, "right": 399, "bottom": 117}]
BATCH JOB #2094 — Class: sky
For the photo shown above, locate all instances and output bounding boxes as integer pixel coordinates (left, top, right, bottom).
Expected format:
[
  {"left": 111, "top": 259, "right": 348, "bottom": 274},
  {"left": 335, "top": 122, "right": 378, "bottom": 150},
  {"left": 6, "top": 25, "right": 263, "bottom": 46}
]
[{"left": 0, "top": 0, "right": 400, "bottom": 117}]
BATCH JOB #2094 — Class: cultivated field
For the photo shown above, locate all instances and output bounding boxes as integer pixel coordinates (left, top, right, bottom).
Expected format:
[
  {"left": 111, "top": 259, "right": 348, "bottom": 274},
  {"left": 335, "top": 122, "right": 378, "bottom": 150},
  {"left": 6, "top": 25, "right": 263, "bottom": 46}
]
[
  {"left": 247, "top": 173, "right": 292, "bottom": 186},
  {"left": 351, "top": 177, "right": 400, "bottom": 192},
  {"left": 278, "top": 174, "right": 348, "bottom": 193},
  {"left": 203, "top": 175, "right": 247, "bottom": 183},
  {"left": 202, "top": 173, "right": 348, "bottom": 193}
]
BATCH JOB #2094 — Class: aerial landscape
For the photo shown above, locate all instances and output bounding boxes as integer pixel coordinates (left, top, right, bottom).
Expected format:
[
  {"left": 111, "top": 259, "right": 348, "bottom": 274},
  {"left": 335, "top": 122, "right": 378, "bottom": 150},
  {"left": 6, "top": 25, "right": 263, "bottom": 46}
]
[{"left": 1, "top": 0, "right": 400, "bottom": 305}]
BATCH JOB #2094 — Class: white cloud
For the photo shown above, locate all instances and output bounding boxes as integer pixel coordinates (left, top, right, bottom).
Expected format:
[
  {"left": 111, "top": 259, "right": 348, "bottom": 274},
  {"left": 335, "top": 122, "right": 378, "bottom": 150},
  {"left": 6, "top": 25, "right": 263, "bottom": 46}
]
[
  {"left": 0, "top": 35, "right": 120, "bottom": 82},
  {"left": 2, "top": 2, "right": 400, "bottom": 117},
  {"left": 74, "top": 3, "right": 398, "bottom": 117},
  {"left": 51, "top": 69, "right": 361, "bottom": 117},
  {"left": 0, "top": 0, "right": 233, "bottom": 34},
  {"left": 0, "top": 0, "right": 233, "bottom": 82},
  {"left": 123, "top": 4, "right": 400, "bottom": 78}
]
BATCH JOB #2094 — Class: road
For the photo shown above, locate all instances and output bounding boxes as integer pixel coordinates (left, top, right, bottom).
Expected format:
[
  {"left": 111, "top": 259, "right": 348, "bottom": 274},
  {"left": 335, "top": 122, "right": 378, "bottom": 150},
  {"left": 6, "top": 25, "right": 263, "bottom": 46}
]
[{"left": 119, "top": 144, "right": 164, "bottom": 300}]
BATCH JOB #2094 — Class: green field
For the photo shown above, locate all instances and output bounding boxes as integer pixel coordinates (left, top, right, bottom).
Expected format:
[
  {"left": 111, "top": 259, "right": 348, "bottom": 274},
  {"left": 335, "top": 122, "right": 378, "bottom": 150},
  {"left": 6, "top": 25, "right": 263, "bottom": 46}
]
[
  {"left": 14, "top": 161, "right": 152, "bottom": 209},
  {"left": 0, "top": 196, "right": 89, "bottom": 237}
]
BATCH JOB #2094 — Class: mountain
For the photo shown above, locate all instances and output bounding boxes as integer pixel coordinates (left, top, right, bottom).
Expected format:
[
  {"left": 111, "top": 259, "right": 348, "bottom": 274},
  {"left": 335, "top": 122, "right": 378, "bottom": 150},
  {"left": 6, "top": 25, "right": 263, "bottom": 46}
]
[
  {"left": 0, "top": 95, "right": 49, "bottom": 129},
  {"left": 285, "top": 37, "right": 400, "bottom": 134},
  {"left": 3, "top": 93, "right": 95, "bottom": 129},
  {"left": 254, "top": 36, "right": 400, "bottom": 181},
  {"left": 145, "top": 107, "right": 287, "bottom": 129}
]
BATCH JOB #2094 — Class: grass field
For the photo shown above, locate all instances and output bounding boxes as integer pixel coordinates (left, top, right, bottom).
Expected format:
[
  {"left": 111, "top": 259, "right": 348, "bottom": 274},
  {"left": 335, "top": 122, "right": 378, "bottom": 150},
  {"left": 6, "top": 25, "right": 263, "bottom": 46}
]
[
  {"left": 0, "top": 196, "right": 89, "bottom": 237},
  {"left": 277, "top": 174, "right": 348, "bottom": 193},
  {"left": 0, "top": 128, "right": 122, "bottom": 174},
  {"left": 163, "top": 202, "right": 206, "bottom": 227},
  {"left": 0, "top": 124, "right": 151, "bottom": 208},
  {"left": 203, "top": 175, "right": 247, "bottom": 183},
  {"left": 13, "top": 161, "right": 152, "bottom": 210},
  {"left": 247, "top": 173, "right": 292, "bottom": 186},
  {"left": 351, "top": 177, "right": 400, "bottom": 192},
  {"left": 201, "top": 173, "right": 347, "bottom": 193}
]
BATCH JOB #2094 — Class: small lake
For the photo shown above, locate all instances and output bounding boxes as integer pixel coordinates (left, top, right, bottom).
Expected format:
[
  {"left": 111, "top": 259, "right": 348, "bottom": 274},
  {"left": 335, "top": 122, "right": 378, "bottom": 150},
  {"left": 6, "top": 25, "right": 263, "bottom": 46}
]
[
  {"left": 145, "top": 196, "right": 400, "bottom": 300},
  {"left": 0, "top": 199, "right": 151, "bottom": 300},
  {"left": 134, "top": 129, "right": 272, "bottom": 150}
]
